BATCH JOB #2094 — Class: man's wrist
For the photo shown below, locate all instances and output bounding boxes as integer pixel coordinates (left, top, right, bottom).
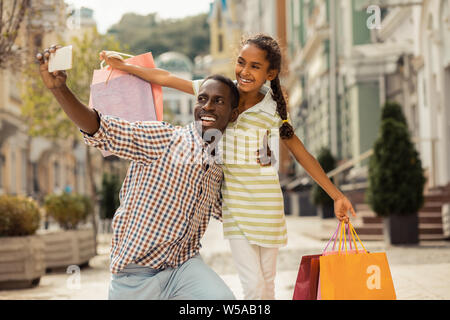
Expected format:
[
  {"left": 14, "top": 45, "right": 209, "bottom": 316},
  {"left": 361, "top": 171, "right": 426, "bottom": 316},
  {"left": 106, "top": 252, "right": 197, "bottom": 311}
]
[{"left": 50, "top": 83, "right": 69, "bottom": 94}]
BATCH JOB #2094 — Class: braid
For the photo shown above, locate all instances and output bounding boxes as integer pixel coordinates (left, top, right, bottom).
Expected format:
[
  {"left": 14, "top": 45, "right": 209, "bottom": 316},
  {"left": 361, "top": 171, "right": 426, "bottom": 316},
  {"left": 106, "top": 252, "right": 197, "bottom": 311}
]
[
  {"left": 243, "top": 33, "right": 294, "bottom": 139},
  {"left": 271, "top": 76, "right": 294, "bottom": 139}
]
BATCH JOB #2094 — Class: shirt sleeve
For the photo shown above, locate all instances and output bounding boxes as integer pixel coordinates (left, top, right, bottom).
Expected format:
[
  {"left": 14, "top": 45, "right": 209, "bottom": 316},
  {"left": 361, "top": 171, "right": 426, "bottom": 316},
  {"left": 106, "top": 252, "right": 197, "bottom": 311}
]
[
  {"left": 210, "top": 189, "right": 223, "bottom": 222},
  {"left": 192, "top": 79, "right": 204, "bottom": 97},
  {"left": 81, "top": 109, "right": 175, "bottom": 164}
]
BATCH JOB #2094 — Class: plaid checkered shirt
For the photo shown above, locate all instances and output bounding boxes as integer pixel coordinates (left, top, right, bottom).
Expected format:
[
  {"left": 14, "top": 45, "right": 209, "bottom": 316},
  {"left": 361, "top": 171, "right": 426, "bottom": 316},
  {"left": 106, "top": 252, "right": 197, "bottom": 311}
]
[{"left": 82, "top": 110, "right": 223, "bottom": 274}]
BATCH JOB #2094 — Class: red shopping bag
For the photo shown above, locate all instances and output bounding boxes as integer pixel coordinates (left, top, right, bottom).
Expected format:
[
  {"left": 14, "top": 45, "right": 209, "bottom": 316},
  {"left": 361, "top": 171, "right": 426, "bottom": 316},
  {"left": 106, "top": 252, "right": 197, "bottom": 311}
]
[
  {"left": 319, "top": 222, "right": 397, "bottom": 300},
  {"left": 293, "top": 222, "right": 343, "bottom": 300},
  {"left": 88, "top": 52, "right": 163, "bottom": 157},
  {"left": 292, "top": 254, "right": 321, "bottom": 300}
]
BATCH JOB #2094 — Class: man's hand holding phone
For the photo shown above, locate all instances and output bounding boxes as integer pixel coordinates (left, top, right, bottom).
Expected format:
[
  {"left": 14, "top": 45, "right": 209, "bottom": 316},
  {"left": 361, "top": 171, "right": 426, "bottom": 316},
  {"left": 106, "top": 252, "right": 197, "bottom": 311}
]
[{"left": 36, "top": 45, "right": 68, "bottom": 90}]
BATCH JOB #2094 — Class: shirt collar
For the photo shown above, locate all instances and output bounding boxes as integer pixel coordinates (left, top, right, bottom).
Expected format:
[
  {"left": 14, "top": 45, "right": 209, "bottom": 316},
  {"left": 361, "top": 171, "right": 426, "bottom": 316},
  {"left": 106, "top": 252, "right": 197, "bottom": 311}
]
[
  {"left": 233, "top": 80, "right": 277, "bottom": 117},
  {"left": 188, "top": 122, "right": 206, "bottom": 148}
]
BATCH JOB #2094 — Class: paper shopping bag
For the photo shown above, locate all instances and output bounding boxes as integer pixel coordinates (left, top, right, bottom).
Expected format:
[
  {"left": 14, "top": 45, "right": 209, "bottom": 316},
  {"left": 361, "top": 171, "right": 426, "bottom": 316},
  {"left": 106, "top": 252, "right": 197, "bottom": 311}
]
[
  {"left": 317, "top": 223, "right": 358, "bottom": 300},
  {"left": 319, "top": 223, "right": 396, "bottom": 300},
  {"left": 292, "top": 254, "right": 321, "bottom": 300},
  {"left": 89, "top": 52, "right": 163, "bottom": 157}
]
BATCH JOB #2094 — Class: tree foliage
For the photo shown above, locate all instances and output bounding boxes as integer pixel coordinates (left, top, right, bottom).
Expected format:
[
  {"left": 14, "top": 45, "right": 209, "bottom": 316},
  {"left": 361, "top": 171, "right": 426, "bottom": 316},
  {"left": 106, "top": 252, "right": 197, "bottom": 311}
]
[
  {"left": 0, "top": 195, "right": 41, "bottom": 237},
  {"left": 0, "top": 0, "right": 31, "bottom": 69},
  {"left": 311, "top": 147, "right": 336, "bottom": 206},
  {"left": 44, "top": 192, "right": 93, "bottom": 230},
  {"left": 99, "top": 172, "right": 121, "bottom": 220},
  {"left": 21, "top": 28, "right": 123, "bottom": 139},
  {"left": 107, "top": 13, "right": 210, "bottom": 60},
  {"left": 366, "top": 102, "right": 425, "bottom": 216}
]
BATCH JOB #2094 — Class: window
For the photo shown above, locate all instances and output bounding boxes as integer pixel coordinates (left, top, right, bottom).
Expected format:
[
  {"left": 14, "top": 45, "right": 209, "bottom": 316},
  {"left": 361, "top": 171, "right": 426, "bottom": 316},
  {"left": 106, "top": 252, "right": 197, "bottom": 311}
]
[
  {"left": 218, "top": 34, "right": 224, "bottom": 52},
  {"left": 21, "top": 150, "right": 27, "bottom": 193},
  {"left": 54, "top": 161, "right": 60, "bottom": 190},
  {"left": 11, "top": 151, "right": 16, "bottom": 194},
  {"left": 32, "top": 163, "right": 39, "bottom": 194},
  {"left": 0, "top": 154, "right": 4, "bottom": 191}
]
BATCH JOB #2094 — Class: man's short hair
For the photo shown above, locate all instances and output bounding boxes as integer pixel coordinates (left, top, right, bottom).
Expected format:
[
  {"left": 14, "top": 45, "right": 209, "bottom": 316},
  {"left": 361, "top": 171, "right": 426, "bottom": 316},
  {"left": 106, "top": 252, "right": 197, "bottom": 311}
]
[{"left": 201, "top": 74, "right": 240, "bottom": 110}]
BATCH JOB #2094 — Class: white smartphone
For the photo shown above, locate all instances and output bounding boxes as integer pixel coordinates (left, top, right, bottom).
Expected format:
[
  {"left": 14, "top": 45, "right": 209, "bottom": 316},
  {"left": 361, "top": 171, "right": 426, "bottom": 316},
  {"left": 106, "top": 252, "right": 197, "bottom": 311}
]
[{"left": 48, "top": 45, "right": 73, "bottom": 73}]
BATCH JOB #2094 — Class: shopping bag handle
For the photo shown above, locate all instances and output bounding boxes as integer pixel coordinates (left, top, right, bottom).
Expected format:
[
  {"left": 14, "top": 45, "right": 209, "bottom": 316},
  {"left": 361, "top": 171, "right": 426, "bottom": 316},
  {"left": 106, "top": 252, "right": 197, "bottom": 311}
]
[
  {"left": 323, "top": 222, "right": 341, "bottom": 253},
  {"left": 100, "top": 51, "right": 134, "bottom": 69},
  {"left": 338, "top": 222, "right": 368, "bottom": 254},
  {"left": 100, "top": 51, "right": 135, "bottom": 85},
  {"left": 323, "top": 222, "right": 354, "bottom": 253}
]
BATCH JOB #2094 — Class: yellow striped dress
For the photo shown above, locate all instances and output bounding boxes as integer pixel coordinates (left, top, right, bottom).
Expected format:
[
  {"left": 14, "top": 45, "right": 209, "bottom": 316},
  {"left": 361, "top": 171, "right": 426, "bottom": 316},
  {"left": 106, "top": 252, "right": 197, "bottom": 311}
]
[{"left": 193, "top": 80, "right": 288, "bottom": 248}]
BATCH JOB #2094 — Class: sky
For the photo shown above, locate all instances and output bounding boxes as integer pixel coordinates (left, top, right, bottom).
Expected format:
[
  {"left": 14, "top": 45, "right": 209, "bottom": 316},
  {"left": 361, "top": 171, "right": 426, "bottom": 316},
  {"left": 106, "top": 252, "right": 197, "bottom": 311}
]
[{"left": 67, "top": 0, "right": 213, "bottom": 34}]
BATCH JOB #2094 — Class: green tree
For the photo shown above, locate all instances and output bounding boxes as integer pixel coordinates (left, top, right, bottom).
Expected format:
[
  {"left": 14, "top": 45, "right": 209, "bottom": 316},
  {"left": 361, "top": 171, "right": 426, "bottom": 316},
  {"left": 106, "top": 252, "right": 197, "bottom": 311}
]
[
  {"left": 21, "top": 28, "right": 123, "bottom": 242},
  {"left": 107, "top": 13, "right": 210, "bottom": 60},
  {"left": 366, "top": 102, "right": 425, "bottom": 216},
  {"left": 99, "top": 172, "right": 121, "bottom": 220},
  {"left": 0, "top": 0, "right": 31, "bottom": 69},
  {"left": 311, "top": 147, "right": 337, "bottom": 207}
]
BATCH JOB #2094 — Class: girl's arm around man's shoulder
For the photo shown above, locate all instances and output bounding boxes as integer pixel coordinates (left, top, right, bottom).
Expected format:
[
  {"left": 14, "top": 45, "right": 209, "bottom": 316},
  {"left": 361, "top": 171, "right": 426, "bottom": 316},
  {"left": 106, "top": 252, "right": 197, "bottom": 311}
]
[{"left": 100, "top": 51, "right": 194, "bottom": 95}]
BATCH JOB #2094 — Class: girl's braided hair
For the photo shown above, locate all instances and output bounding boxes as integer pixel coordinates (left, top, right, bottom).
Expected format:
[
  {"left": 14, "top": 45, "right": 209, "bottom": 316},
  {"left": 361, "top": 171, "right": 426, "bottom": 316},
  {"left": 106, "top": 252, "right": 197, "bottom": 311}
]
[{"left": 241, "top": 33, "right": 294, "bottom": 139}]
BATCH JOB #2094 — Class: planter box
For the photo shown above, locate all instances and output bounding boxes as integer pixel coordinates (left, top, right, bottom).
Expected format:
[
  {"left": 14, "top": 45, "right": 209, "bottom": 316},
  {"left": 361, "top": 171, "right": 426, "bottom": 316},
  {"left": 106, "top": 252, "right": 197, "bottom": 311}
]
[
  {"left": 384, "top": 213, "right": 419, "bottom": 245},
  {"left": 38, "top": 228, "right": 96, "bottom": 271},
  {"left": 318, "top": 204, "right": 335, "bottom": 219},
  {"left": 0, "top": 235, "right": 45, "bottom": 290}
]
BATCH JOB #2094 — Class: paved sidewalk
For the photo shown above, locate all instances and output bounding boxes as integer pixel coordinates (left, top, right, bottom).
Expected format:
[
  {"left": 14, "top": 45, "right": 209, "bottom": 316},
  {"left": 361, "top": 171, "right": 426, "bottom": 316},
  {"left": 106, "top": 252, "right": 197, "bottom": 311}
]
[{"left": 1, "top": 216, "right": 450, "bottom": 300}]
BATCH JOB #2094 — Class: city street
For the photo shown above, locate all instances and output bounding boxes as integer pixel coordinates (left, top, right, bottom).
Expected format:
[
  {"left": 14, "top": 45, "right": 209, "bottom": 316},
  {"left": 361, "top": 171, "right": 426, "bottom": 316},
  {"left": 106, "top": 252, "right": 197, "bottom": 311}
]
[{"left": 1, "top": 216, "right": 449, "bottom": 300}]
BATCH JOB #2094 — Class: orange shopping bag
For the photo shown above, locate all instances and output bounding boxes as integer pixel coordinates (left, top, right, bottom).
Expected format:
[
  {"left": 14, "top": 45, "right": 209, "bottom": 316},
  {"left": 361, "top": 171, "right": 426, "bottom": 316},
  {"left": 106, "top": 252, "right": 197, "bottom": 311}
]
[
  {"left": 89, "top": 51, "right": 163, "bottom": 157},
  {"left": 319, "top": 222, "right": 396, "bottom": 300}
]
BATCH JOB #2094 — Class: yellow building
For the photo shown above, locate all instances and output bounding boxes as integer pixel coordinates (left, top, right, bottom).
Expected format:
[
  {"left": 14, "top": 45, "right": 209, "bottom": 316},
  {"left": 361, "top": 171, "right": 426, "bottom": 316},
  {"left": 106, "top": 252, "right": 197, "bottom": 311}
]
[{"left": 207, "top": 0, "right": 243, "bottom": 78}]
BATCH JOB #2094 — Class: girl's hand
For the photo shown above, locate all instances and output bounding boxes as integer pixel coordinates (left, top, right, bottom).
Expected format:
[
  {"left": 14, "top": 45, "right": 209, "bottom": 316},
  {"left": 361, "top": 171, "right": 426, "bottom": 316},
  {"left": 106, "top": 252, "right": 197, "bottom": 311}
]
[
  {"left": 256, "top": 130, "right": 276, "bottom": 167},
  {"left": 36, "top": 45, "right": 67, "bottom": 90},
  {"left": 99, "top": 51, "right": 126, "bottom": 70},
  {"left": 334, "top": 195, "right": 357, "bottom": 224}
]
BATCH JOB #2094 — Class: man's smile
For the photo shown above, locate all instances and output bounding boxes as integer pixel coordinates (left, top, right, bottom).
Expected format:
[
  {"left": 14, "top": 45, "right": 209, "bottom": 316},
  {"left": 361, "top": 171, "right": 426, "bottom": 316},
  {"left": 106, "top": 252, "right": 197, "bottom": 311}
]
[{"left": 200, "top": 114, "right": 217, "bottom": 126}]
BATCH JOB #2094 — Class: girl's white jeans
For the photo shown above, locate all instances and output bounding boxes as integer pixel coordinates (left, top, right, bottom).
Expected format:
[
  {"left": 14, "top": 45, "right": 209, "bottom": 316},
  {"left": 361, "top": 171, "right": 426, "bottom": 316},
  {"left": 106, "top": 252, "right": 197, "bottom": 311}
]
[{"left": 228, "top": 239, "right": 279, "bottom": 300}]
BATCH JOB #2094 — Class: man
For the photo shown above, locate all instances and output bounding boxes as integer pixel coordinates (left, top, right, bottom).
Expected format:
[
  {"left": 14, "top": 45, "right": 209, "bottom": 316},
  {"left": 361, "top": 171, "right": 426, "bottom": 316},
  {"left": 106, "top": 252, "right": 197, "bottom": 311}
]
[{"left": 37, "top": 45, "right": 239, "bottom": 300}]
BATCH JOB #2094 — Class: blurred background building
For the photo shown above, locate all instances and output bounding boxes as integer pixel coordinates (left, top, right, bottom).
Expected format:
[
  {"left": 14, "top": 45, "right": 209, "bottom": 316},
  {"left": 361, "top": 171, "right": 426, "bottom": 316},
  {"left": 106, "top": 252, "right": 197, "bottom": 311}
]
[
  {"left": 1, "top": 0, "right": 449, "bottom": 238},
  {"left": 0, "top": 0, "right": 102, "bottom": 203},
  {"left": 155, "top": 52, "right": 196, "bottom": 126}
]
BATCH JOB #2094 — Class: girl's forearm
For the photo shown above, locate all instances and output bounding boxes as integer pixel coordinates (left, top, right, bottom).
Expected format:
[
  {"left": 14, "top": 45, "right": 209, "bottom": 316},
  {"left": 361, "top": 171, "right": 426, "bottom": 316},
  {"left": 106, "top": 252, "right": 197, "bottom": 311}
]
[
  {"left": 298, "top": 151, "right": 344, "bottom": 200},
  {"left": 119, "top": 64, "right": 194, "bottom": 94},
  {"left": 283, "top": 135, "right": 344, "bottom": 201}
]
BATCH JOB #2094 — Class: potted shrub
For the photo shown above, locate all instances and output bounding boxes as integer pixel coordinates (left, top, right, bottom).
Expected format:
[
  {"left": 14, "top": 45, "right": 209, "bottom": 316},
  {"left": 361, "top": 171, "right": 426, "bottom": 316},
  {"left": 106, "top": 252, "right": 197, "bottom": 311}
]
[
  {"left": 366, "top": 102, "right": 426, "bottom": 245},
  {"left": 40, "top": 192, "right": 96, "bottom": 271},
  {"left": 311, "top": 147, "right": 337, "bottom": 219},
  {"left": 99, "top": 172, "right": 121, "bottom": 232},
  {"left": 0, "top": 195, "right": 45, "bottom": 289}
]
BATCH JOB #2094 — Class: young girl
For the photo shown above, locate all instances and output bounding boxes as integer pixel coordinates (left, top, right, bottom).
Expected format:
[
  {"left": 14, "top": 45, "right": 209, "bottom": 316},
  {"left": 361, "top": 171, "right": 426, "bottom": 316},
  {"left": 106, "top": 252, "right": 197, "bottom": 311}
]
[{"left": 100, "top": 34, "right": 356, "bottom": 300}]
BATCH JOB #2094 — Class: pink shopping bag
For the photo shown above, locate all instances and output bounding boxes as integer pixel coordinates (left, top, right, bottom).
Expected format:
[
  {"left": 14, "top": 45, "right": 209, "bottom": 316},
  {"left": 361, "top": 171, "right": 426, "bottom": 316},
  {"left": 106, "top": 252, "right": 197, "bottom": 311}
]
[{"left": 89, "top": 52, "right": 163, "bottom": 156}]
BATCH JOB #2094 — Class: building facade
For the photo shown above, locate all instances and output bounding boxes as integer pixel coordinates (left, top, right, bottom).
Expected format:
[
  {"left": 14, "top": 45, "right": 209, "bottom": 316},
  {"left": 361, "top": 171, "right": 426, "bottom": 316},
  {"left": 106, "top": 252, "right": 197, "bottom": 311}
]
[
  {"left": 155, "top": 52, "right": 196, "bottom": 126},
  {"left": 207, "top": 0, "right": 244, "bottom": 79},
  {"left": 0, "top": 1, "right": 101, "bottom": 201},
  {"left": 417, "top": 0, "right": 450, "bottom": 189}
]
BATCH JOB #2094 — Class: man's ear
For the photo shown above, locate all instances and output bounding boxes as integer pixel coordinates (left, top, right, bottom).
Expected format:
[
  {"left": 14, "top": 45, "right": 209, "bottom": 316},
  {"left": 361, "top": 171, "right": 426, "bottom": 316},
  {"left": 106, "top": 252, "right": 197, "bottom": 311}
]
[
  {"left": 230, "top": 108, "right": 239, "bottom": 122},
  {"left": 267, "top": 69, "right": 278, "bottom": 82}
]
